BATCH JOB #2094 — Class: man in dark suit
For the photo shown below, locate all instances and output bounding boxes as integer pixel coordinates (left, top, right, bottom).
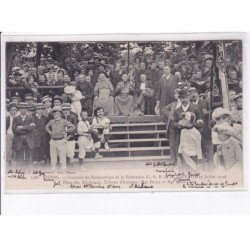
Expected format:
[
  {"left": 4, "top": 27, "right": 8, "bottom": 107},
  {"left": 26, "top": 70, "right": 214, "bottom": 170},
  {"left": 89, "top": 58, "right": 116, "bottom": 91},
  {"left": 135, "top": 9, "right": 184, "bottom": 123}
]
[
  {"left": 172, "top": 89, "right": 204, "bottom": 165},
  {"left": 32, "top": 103, "right": 49, "bottom": 164},
  {"left": 189, "top": 87, "right": 213, "bottom": 166},
  {"left": 12, "top": 102, "right": 36, "bottom": 167},
  {"left": 146, "top": 62, "right": 159, "bottom": 93},
  {"left": 161, "top": 88, "right": 182, "bottom": 165},
  {"left": 134, "top": 74, "right": 155, "bottom": 115},
  {"left": 156, "top": 66, "right": 178, "bottom": 115},
  {"left": 61, "top": 103, "right": 78, "bottom": 164}
]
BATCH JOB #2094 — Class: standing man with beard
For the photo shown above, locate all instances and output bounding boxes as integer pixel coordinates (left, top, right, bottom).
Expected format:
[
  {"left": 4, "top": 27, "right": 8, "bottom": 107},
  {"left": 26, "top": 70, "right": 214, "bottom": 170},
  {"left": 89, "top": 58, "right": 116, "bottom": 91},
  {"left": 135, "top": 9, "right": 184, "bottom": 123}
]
[{"left": 156, "top": 66, "right": 178, "bottom": 115}]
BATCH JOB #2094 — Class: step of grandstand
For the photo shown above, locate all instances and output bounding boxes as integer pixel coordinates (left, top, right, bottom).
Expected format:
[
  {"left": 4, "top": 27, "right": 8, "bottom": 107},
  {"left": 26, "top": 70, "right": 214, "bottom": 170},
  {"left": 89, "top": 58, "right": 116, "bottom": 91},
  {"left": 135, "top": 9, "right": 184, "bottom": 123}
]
[{"left": 78, "top": 115, "right": 170, "bottom": 161}]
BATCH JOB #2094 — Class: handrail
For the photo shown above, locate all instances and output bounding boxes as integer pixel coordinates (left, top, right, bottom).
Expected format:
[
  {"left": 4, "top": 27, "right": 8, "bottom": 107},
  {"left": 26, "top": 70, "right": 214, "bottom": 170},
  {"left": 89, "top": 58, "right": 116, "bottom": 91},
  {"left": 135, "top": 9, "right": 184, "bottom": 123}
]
[{"left": 6, "top": 85, "right": 65, "bottom": 90}]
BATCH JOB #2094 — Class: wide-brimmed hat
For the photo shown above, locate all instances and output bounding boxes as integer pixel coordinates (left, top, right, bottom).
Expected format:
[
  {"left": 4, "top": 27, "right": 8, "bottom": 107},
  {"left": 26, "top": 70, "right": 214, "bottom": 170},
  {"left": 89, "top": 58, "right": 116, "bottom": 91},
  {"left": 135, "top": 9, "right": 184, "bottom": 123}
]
[
  {"left": 212, "top": 107, "right": 233, "bottom": 121},
  {"left": 64, "top": 85, "right": 75, "bottom": 94},
  {"left": 213, "top": 123, "right": 235, "bottom": 134}
]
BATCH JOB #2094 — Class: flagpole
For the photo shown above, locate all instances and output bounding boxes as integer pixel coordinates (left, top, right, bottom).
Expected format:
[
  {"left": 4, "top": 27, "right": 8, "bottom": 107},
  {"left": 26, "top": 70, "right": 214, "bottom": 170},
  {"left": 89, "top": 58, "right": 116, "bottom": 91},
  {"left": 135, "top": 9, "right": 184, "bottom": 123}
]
[{"left": 217, "top": 41, "right": 230, "bottom": 109}]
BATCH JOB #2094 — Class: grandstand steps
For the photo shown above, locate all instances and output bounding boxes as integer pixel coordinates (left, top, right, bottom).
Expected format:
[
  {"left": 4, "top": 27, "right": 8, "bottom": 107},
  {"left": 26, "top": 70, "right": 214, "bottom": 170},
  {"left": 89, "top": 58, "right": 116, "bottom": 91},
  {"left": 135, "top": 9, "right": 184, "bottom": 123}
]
[
  {"left": 79, "top": 115, "right": 170, "bottom": 162},
  {"left": 83, "top": 155, "right": 171, "bottom": 163}
]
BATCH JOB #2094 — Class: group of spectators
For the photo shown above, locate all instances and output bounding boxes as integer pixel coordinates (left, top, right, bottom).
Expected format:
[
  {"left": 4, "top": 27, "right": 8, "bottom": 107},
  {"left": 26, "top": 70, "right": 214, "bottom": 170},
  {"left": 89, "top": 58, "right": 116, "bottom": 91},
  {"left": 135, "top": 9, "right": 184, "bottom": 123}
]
[{"left": 6, "top": 49, "right": 243, "bottom": 171}]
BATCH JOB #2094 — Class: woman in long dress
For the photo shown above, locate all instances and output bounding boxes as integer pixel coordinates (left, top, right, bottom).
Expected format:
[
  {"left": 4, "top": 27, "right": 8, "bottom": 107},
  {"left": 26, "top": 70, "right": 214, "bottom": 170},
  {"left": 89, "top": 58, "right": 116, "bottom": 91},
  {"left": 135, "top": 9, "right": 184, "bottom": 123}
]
[
  {"left": 114, "top": 73, "right": 135, "bottom": 116},
  {"left": 93, "top": 73, "right": 114, "bottom": 116}
]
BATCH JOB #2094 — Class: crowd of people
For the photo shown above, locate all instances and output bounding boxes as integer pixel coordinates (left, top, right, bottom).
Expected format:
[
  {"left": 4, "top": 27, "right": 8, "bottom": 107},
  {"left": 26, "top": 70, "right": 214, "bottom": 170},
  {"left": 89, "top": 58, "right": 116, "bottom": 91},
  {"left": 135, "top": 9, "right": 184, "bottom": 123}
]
[{"left": 6, "top": 49, "right": 243, "bottom": 171}]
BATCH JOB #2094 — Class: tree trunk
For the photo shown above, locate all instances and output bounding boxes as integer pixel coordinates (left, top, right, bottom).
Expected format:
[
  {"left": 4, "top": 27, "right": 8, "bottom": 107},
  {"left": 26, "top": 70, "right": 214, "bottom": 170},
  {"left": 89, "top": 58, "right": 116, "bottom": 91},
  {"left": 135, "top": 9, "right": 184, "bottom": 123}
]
[
  {"left": 50, "top": 42, "right": 63, "bottom": 62},
  {"left": 36, "top": 42, "right": 43, "bottom": 67},
  {"left": 6, "top": 42, "right": 17, "bottom": 79}
]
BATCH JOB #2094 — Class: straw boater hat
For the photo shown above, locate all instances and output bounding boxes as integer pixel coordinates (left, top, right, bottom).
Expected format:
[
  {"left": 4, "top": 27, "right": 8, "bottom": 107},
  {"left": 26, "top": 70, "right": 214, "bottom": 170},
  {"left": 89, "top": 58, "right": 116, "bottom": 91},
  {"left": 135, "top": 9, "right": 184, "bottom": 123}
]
[
  {"left": 41, "top": 95, "right": 52, "bottom": 103},
  {"left": 52, "top": 106, "right": 62, "bottom": 112},
  {"left": 7, "top": 102, "right": 18, "bottom": 111},
  {"left": 17, "top": 102, "right": 30, "bottom": 109},
  {"left": 34, "top": 103, "right": 45, "bottom": 110},
  {"left": 61, "top": 103, "right": 72, "bottom": 110},
  {"left": 64, "top": 86, "right": 75, "bottom": 94}
]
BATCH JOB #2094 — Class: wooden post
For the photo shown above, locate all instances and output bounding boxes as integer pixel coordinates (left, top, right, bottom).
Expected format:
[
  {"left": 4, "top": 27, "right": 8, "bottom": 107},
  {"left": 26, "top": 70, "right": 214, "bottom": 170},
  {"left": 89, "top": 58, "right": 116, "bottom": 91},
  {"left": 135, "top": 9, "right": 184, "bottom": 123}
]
[{"left": 217, "top": 41, "right": 230, "bottom": 109}]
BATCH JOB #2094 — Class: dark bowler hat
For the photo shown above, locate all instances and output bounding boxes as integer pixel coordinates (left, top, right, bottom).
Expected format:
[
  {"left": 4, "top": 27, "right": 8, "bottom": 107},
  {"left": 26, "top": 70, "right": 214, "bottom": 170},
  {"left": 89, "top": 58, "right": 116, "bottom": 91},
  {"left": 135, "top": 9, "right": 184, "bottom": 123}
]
[
  {"left": 178, "top": 89, "right": 189, "bottom": 99},
  {"left": 53, "top": 95, "right": 63, "bottom": 101},
  {"left": 24, "top": 93, "right": 34, "bottom": 100},
  {"left": 17, "top": 102, "right": 30, "bottom": 109}
]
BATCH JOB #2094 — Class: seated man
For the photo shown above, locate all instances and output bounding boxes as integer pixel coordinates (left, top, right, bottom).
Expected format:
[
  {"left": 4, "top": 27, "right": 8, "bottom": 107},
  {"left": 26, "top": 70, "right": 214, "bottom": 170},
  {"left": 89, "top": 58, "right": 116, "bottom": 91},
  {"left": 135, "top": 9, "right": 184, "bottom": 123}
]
[
  {"left": 114, "top": 73, "right": 135, "bottom": 116},
  {"left": 134, "top": 74, "right": 154, "bottom": 115}
]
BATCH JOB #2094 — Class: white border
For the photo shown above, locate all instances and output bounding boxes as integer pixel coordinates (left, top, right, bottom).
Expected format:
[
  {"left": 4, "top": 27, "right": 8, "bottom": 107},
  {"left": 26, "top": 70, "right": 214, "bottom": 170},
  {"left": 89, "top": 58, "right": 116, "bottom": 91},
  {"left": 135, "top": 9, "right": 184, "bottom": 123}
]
[{"left": 1, "top": 33, "right": 249, "bottom": 214}]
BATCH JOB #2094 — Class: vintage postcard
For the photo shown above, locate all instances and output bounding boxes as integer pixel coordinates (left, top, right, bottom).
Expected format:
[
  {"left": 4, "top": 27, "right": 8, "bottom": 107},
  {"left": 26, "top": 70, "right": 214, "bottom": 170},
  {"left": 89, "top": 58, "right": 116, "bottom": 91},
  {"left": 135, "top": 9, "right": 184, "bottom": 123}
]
[{"left": 1, "top": 33, "right": 245, "bottom": 193}]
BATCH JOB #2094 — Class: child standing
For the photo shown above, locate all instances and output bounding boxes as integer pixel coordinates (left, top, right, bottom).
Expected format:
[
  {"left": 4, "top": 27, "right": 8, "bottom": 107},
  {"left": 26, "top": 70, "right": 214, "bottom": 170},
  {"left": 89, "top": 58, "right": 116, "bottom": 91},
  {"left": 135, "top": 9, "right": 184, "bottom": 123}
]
[
  {"left": 213, "top": 123, "right": 242, "bottom": 170},
  {"left": 45, "top": 106, "right": 75, "bottom": 170},
  {"left": 78, "top": 109, "right": 102, "bottom": 163},
  {"left": 178, "top": 111, "right": 203, "bottom": 171},
  {"left": 92, "top": 107, "right": 111, "bottom": 150}
]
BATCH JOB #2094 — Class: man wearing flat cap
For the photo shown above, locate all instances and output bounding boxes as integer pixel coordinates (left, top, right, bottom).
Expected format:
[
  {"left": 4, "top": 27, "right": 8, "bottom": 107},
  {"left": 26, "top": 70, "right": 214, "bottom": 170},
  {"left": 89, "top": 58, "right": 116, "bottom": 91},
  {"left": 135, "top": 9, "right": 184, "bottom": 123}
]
[{"left": 12, "top": 102, "right": 36, "bottom": 167}]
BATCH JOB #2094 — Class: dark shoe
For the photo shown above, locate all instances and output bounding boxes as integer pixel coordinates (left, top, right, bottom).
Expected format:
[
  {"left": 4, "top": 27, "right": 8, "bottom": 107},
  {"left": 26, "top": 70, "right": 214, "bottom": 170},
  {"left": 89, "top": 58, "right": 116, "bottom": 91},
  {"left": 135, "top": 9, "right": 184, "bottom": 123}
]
[{"left": 79, "top": 158, "right": 84, "bottom": 165}]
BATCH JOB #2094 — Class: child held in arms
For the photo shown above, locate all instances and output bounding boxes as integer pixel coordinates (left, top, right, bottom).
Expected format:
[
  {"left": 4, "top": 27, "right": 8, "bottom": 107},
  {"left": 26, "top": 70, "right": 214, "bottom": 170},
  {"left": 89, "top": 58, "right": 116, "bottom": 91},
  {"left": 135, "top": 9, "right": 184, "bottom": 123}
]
[
  {"left": 92, "top": 107, "right": 111, "bottom": 150},
  {"left": 178, "top": 111, "right": 203, "bottom": 171}
]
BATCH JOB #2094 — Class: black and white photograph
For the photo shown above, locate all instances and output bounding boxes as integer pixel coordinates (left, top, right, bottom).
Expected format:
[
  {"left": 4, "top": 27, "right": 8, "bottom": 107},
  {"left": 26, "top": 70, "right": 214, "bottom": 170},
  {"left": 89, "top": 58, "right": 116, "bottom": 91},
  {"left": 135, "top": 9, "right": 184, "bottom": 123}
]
[{"left": 2, "top": 34, "right": 244, "bottom": 192}]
